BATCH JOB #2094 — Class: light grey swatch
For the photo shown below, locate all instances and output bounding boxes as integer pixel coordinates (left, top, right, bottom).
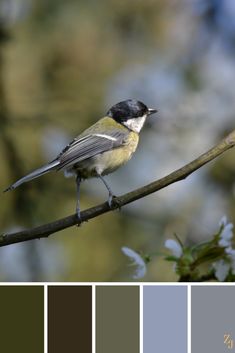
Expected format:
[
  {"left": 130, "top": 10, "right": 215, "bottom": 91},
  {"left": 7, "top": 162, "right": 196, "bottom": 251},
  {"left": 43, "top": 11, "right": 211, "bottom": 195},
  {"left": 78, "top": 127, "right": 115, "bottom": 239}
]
[
  {"left": 192, "top": 286, "right": 235, "bottom": 353},
  {"left": 143, "top": 286, "right": 187, "bottom": 353}
]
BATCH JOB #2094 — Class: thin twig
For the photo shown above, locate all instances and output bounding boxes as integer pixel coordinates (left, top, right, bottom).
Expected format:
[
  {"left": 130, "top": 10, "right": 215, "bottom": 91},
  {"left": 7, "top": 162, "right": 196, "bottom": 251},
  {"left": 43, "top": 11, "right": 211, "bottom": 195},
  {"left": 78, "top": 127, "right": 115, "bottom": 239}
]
[{"left": 1, "top": 129, "right": 235, "bottom": 247}]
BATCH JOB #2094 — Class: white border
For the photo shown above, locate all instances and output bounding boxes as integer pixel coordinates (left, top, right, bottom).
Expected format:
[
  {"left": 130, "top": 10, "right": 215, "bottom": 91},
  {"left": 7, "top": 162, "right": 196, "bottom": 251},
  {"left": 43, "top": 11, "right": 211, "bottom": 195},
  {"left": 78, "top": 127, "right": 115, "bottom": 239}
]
[{"left": 2, "top": 281, "right": 232, "bottom": 353}]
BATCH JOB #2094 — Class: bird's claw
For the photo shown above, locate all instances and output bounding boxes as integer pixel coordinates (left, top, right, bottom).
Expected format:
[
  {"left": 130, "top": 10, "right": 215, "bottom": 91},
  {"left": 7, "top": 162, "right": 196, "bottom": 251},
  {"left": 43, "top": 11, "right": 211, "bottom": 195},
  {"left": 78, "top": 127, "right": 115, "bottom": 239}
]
[
  {"left": 108, "top": 194, "right": 121, "bottom": 210},
  {"left": 76, "top": 209, "right": 82, "bottom": 226}
]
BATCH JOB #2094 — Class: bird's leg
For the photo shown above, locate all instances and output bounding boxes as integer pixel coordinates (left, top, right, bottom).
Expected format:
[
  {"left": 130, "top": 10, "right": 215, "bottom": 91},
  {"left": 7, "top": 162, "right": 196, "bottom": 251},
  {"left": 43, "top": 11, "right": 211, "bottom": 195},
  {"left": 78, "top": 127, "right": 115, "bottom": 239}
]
[
  {"left": 76, "top": 175, "right": 82, "bottom": 222},
  {"left": 98, "top": 174, "right": 120, "bottom": 208}
]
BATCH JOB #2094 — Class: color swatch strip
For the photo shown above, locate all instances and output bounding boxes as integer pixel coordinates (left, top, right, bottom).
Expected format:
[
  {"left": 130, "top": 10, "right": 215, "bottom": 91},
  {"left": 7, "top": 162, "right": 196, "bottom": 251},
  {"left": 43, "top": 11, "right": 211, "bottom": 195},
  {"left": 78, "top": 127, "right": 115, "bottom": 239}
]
[{"left": 2, "top": 284, "right": 235, "bottom": 353}]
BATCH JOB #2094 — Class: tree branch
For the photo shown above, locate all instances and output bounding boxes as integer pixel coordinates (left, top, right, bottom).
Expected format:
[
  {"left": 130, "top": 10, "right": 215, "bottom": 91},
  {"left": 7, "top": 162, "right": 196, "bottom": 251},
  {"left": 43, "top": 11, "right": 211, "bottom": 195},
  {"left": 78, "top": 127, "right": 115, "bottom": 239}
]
[{"left": 2, "top": 129, "right": 235, "bottom": 247}]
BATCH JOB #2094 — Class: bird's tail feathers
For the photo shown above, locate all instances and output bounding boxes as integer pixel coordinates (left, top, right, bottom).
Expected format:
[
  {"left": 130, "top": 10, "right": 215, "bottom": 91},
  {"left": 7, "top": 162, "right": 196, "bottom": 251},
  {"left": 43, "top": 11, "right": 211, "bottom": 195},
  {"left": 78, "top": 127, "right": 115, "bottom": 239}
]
[{"left": 4, "top": 159, "right": 60, "bottom": 192}]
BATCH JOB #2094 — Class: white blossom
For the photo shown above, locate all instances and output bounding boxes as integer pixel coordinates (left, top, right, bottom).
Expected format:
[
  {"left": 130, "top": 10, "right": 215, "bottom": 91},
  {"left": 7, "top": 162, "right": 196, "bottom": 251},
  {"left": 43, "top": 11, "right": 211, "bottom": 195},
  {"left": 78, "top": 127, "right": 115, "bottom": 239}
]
[
  {"left": 213, "top": 246, "right": 235, "bottom": 280},
  {"left": 225, "top": 246, "right": 235, "bottom": 258},
  {"left": 165, "top": 239, "right": 183, "bottom": 258},
  {"left": 219, "top": 215, "right": 228, "bottom": 227},
  {"left": 218, "top": 216, "right": 233, "bottom": 247},
  {"left": 121, "top": 247, "right": 147, "bottom": 279},
  {"left": 213, "top": 259, "right": 230, "bottom": 281}
]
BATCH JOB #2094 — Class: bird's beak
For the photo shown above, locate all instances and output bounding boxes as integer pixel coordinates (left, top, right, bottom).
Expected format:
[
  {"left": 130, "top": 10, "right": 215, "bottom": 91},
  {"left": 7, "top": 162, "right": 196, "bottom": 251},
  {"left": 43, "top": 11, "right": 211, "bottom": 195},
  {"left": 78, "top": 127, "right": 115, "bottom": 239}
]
[{"left": 147, "top": 108, "right": 158, "bottom": 116}]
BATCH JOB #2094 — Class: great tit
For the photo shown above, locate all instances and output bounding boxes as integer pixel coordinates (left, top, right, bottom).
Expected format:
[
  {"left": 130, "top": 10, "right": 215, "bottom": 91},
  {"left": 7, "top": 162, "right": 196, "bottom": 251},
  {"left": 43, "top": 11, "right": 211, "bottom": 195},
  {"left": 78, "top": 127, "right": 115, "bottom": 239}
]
[{"left": 4, "top": 99, "right": 157, "bottom": 220}]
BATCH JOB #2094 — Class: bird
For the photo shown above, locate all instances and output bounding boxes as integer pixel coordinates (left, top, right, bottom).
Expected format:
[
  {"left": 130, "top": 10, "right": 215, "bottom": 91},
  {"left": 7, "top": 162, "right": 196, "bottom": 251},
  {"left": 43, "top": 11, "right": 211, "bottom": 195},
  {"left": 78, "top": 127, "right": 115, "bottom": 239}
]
[{"left": 4, "top": 99, "right": 157, "bottom": 220}]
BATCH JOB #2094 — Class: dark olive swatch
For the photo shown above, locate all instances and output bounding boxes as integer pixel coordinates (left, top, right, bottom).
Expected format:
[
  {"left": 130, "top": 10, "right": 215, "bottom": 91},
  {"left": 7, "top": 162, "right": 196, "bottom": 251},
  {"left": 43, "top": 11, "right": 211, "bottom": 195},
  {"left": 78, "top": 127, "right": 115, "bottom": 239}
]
[
  {"left": 96, "top": 286, "right": 139, "bottom": 353},
  {"left": 0, "top": 286, "right": 44, "bottom": 353},
  {"left": 48, "top": 286, "right": 92, "bottom": 353}
]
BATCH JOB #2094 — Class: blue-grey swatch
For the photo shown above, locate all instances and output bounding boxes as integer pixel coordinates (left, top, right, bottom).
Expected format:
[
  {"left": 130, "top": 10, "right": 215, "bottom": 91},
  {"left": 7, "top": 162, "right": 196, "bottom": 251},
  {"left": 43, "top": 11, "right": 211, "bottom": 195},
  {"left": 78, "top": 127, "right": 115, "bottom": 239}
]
[
  {"left": 192, "top": 286, "right": 235, "bottom": 353},
  {"left": 143, "top": 285, "right": 187, "bottom": 353}
]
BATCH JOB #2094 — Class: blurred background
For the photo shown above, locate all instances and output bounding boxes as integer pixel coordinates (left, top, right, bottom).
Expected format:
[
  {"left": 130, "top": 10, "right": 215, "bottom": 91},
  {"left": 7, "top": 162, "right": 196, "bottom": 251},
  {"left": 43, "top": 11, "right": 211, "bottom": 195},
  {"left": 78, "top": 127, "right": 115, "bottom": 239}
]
[{"left": 0, "top": 0, "right": 235, "bottom": 281}]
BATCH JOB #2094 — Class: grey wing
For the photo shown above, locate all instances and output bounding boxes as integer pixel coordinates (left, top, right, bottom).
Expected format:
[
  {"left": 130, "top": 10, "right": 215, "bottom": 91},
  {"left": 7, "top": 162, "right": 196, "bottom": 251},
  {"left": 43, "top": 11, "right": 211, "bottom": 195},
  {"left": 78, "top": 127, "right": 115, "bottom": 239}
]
[{"left": 57, "top": 130, "right": 128, "bottom": 170}]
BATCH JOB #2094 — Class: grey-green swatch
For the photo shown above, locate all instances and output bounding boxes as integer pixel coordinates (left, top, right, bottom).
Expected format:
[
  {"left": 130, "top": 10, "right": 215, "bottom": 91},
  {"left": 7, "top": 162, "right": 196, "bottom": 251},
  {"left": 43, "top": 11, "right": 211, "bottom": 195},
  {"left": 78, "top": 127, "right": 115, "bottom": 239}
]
[
  {"left": 96, "top": 286, "right": 139, "bottom": 353},
  {"left": 192, "top": 286, "right": 235, "bottom": 353}
]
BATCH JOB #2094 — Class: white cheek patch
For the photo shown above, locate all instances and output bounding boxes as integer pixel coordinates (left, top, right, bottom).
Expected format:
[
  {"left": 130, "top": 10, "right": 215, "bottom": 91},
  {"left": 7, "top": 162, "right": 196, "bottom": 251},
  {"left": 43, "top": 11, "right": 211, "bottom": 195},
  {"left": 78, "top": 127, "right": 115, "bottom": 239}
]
[{"left": 123, "top": 115, "right": 147, "bottom": 133}]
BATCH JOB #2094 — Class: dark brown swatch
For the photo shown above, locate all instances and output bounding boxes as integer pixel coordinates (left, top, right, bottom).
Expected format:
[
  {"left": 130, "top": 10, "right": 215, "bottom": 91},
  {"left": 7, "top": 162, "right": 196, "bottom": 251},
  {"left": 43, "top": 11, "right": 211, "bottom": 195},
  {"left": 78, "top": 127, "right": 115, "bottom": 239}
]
[
  {"left": 48, "top": 285, "right": 92, "bottom": 353},
  {"left": 96, "top": 286, "right": 139, "bottom": 353},
  {"left": 0, "top": 285, "right": 44, "bottom": 353}
]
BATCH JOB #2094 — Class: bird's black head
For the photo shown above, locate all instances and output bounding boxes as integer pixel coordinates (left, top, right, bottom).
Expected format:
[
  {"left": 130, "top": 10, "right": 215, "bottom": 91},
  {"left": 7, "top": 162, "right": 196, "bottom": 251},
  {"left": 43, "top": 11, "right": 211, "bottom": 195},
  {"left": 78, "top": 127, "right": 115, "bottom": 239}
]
[{"left": 107, "top": 99, "right": 157, "bottom": 123}]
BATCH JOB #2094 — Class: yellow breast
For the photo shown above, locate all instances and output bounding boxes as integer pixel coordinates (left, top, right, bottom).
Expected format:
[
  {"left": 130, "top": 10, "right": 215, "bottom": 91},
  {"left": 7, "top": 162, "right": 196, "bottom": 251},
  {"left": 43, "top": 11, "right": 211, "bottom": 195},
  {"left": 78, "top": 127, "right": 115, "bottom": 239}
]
[{"left": 95, "top": 131, "right": 139, "bottom": 175}]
